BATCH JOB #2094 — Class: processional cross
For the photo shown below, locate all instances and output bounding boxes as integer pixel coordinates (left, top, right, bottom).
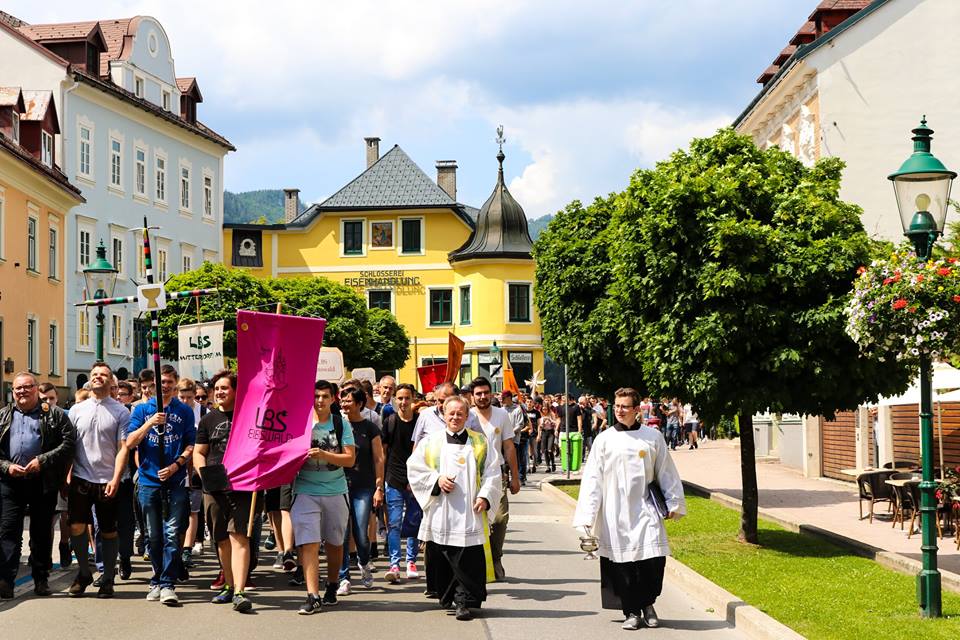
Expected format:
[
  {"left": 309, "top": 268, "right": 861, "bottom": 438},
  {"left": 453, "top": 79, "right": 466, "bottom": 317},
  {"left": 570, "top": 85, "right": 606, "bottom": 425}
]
[{"left": 75, "top": 216, "right": 219, "bottom": 469}]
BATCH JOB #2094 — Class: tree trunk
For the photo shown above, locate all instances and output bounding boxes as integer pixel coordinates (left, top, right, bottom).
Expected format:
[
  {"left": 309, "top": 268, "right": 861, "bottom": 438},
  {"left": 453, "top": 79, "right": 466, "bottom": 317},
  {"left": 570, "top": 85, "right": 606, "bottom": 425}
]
[{"left": 738, "top": 412, "right": 759, "bottom": 544}]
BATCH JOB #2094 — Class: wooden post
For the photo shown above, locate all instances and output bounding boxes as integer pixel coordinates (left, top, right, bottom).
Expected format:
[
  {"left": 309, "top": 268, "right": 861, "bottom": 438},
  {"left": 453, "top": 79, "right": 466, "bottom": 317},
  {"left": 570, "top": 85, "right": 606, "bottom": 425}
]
[{"left": 247, "top": 492, "right": 258, "bottom": 538}]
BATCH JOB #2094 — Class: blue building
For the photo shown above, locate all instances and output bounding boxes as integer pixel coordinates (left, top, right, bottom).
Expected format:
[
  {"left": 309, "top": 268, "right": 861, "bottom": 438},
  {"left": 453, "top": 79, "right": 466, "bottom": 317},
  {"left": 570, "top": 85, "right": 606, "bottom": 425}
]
[{"left": 0, "top": 14, "right": 234, "bottom": 386}]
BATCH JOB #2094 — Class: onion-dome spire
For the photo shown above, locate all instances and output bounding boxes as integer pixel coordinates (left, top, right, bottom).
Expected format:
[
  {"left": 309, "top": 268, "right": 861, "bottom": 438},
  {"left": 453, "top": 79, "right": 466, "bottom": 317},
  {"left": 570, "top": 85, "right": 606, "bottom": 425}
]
[{"left": 449, "top": 126, "right": 533, "bottom": 262}]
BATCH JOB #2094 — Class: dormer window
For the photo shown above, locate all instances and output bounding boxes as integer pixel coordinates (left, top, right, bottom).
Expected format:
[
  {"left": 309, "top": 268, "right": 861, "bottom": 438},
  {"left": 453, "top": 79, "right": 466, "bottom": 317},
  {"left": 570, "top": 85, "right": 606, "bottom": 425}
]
[
  {"left": 162, "top": 90, "right": 171, "bottom": 111},
  {"left": 11, "top": 111, "right": 19, "bottom": 144},
  {"left": 86, "top": 45, "right": 98, "bottom": 74},
  {"left": 41, "top": 130, "right": 53, "bottom": 167},
  {"left": 134, "top": 76, "right": 144, "bottom": 98}
]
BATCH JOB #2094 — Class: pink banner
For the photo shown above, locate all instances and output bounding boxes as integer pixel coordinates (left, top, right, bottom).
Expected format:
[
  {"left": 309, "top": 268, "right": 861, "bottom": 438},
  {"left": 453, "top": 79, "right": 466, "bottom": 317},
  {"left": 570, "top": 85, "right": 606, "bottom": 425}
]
[{"left": 222, "top": 310, "right": 326, "bottom": 491}]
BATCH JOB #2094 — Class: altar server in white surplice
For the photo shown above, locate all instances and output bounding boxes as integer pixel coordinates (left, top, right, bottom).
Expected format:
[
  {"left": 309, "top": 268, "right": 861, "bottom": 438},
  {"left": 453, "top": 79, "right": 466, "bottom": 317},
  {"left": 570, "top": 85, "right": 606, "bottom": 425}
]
[
  {"left": 573, "top": 387, "right": 686, "bottom": 631},
  {"left": 407, "top": 395, "right": 502, "bottom": 621}
]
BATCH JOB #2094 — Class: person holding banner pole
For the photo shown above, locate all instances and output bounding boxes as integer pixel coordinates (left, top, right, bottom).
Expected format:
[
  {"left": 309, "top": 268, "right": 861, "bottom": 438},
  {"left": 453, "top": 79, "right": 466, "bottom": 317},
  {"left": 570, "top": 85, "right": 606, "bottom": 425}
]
[
  {"left": 126, "top": 365, "right": 196, "bottom": 606},
  {"left": 193, "top": 370, "right": 260, "bottom": 613}
]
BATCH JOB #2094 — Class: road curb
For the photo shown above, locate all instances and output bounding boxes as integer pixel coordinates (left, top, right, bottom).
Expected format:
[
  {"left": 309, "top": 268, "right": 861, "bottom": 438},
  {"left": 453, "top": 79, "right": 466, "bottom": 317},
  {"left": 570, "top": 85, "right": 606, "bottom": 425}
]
[
  {"left": 539, "top": 479, "right": 806, "bottom": 640},
  {"left": 682, "top": 479, "right": 960, "bottom": 595}
]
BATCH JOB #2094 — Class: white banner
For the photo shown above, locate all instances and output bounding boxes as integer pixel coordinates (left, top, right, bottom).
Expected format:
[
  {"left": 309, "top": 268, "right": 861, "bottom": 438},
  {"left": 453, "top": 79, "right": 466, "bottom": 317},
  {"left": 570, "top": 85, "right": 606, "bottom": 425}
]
[
  {"left": 177, "top": 321, "right": 225, "bottom": 381},
  {"left": 317, "top": 347, "right": 345, "bottom": 383}
]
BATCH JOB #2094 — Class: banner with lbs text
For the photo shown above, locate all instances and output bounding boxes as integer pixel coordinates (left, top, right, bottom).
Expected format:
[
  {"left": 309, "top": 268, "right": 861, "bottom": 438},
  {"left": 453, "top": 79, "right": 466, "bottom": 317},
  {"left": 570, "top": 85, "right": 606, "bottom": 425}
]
[
  {"left": 177, "top": 321, "right": 225, "bottom": 381},
  {"left": 222, "top": 310, "right": 326, "bottom": 491}
]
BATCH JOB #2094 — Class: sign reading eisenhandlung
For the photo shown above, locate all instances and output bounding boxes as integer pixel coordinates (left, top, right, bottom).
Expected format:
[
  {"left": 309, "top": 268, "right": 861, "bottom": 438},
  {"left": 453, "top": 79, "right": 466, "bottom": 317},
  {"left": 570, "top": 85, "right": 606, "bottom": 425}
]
[
  {"left": 177, "top": 321, "right": 225, "bottom": 381},
  {"left": 222, "top": 310, "right": 326, "bottom": 491}
]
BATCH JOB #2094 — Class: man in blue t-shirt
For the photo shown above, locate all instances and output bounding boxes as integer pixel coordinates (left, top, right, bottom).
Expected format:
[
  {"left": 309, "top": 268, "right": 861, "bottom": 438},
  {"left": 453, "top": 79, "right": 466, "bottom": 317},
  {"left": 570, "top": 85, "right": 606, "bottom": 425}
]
[{"left": 127, "top": 364, "right": 196, "bottom": 606}]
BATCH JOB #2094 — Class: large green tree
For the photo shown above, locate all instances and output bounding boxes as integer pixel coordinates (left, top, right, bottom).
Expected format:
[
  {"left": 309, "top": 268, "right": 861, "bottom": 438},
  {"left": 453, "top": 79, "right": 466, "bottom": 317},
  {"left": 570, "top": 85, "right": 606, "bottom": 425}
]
[
  {"left": 533, "top": 196, "right": 643, "bottom": 396},
  {"left": 267, "top": 277, "right": 371, "bottom": 368},
  {"left": 536, "top": 129, "right": 912, "bottom": 543},
  {"left": 364, "top": 308, "right": 410, "bottom": 372},
  {"left": 158, "top": 262, "right": 273, "bottom": 360}
]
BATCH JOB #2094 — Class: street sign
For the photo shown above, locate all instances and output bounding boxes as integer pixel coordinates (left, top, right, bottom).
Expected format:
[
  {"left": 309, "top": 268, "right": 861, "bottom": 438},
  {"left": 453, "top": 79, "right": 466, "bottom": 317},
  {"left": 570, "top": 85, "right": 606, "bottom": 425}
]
[{"left": 316, "top": 347, "right": 345, "bottom": 382}]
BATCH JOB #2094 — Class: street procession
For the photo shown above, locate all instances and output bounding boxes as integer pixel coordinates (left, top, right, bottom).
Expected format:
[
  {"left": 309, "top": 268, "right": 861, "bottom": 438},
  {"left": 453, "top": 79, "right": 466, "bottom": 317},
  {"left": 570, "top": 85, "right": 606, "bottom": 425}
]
[{"left": 2, "top": 2, "right": 960, "bottom": 638}]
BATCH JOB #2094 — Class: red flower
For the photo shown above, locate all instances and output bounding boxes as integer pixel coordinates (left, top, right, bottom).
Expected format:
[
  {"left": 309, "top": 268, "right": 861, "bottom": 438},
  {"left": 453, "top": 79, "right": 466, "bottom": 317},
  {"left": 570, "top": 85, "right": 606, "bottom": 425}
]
[
  {"left": 949, "top": 258, "right": 958, "bottom": 264},
  {"left": 937, "top": 489, "right": 944, "bottom": 501},
  {"left": 939, "top": 267, "right": 952, "bottom": 276},
  {"left": 883, "top": 277, "right": 894, "bottom": 285},
  {"left": 893, "top": 272, "right": 902, "bottom": 282},
  {"left": 909, "top": 306, "right": 918, "bottom": 313},
  {"left": 917, "top": 274, "right": 925, "bottom": 283},
  {"left": 857, "top": 266, "right": 866, "bottom": 275},
  {"left": 893, "top": 299, "right": 908, "bottom": 310},
  {"left": 954, "top": 295, "right": 960, "bottom": 303}
]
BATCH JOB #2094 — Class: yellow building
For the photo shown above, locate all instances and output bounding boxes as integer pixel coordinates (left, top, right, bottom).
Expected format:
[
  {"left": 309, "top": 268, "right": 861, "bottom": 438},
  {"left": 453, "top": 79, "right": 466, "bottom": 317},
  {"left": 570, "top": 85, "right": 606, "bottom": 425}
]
[
  {"left": 224, "top": 138, "right": 543, "bottom": 389},
  {"left": 0, "top": 87, "right": 84, "bottom": 402}
]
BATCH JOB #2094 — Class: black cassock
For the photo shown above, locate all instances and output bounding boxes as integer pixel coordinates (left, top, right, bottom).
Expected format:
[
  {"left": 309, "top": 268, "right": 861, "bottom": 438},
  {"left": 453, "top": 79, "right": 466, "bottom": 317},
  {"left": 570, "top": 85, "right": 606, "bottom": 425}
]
[
  {"left": 600, "top": 556, "right": 666, "bottom": 616},
  {"left": 425, "top": 541, "right": 487, "bottom": 609}
]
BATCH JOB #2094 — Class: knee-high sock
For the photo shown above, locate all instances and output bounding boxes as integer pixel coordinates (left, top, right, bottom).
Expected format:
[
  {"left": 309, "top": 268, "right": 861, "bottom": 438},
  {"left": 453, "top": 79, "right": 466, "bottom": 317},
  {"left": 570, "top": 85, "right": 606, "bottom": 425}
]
[
  {"left": 70, "top": 534, "right": 91, "bottom": 578},
  {"left": 100, "top": 537, "right": 118, "bottom": 582}
]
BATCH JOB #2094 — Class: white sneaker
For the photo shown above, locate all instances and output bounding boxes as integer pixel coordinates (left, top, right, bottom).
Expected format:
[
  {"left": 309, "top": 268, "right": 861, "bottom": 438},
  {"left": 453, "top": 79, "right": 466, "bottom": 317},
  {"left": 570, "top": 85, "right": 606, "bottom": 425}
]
[
  {"left": 272, "top": 552, "right": 284, "bottom": 569},
  {"left": 360, "top": 563, "right": 374, "bottom": 589},
  {"left": 405, "top": 562, "right": 419, "bottom": 579},
  {"left": 160, "top": 587, "right": 178, "bottom": 605},
  {"left": 146, "top": 585, "right": 162, "bottom": 601},
  {"left": 192, "top": 542, "right": 203, "bottom": 556},
  {"left": 336, "top": 579, "right": 351, "bottom": 596}
]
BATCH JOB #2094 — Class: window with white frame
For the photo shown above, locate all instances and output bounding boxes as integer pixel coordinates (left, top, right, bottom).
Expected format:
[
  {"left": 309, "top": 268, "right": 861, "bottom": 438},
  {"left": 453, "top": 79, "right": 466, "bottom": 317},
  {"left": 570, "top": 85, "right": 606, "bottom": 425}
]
[
  {"left": 48, "top": 323, "right": 58, "bottom": 375},
  {"left": 12, "top": 112, "right": 19, "bottom": 144},
  {"left": 78, "top": 221, "right": 93, "bottom": 268},
  {"left": 182, "top": 252, "right": 192, "bottom": 273},
  {"left": 134, "top": 236, "right": 146, "bottom": 280},
  {"left": 27, "top": 317, "right": 37, "bottom": 372},
  {"left": 78, "top": 124, "right": 92, "bottom": 178},
  {"left": 157, "top": 245, "right": 168, "bottom": 281},
  {"left": 48, "top": 226, "right": 57, "bottom": 279},
  {"left": 162, "top": 90, "right": 171, "bottom": 111},
  {"left": 110, "top": 138, "right": 122, "bottom": 188},
  {"left": 135, "top": 147, "right": 146, "bottom": 196},
  {"left": 26, "top": 215, "right": 37, "bottom": 272},
  {"left": 134, "top": 76, "right": 144, "bottom": 98},
  {"left": 41, "top": 130, "right": 53, "bottom": 167},
  {"left": 111, "top": 233, "right": 124, "bottom": 277},
  {"left": 110, "top": 312, "right": 122, "bottom": 352},
  {"left": 203, "top": 174, "right": 213, "bottom": 218},
  {"left": 155, "top": 154, "right": 166, "bottom": 202},
  {"left": 78, "top": 309, "right": 90, "bottom": 350},
  {"left": 180, "top": 165, "right": 191, "bottom": 211}
]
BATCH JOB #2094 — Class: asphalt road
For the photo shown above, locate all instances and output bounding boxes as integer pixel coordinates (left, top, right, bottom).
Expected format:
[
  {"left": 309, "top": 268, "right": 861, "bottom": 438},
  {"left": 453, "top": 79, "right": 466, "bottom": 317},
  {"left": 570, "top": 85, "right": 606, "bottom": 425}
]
[{"left": 0, "top": 482, "right": 745, "bottom": 639}]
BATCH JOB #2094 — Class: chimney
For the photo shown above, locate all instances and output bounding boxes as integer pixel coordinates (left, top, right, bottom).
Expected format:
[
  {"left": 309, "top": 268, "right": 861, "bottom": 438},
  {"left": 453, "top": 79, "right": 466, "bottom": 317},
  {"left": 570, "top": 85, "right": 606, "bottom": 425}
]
[
  {"left": 364, "top": 137, "right": 380, "bottom": 169},
  {"left": 436, "top": 160, "right": 457, "bottom": 200},
  {"left": 283, "top": 188, "right": 300, "bottom": 223}
]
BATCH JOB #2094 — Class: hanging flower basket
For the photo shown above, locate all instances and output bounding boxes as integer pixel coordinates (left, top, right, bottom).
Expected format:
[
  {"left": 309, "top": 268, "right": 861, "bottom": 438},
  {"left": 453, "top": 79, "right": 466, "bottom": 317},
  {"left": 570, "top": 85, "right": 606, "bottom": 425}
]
[{"left": 845, "top": 246, "right": 960, "bottom": 370}]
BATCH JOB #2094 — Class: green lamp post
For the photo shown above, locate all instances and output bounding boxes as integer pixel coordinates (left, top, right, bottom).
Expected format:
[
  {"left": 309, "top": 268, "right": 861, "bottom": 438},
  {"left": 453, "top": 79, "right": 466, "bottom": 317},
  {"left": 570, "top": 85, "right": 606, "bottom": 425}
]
[
  {"left": 888, "top": 116, "right": 957, "bottom": 618},
  {"left": 489, "top": 341, "right": 501, "bottom": 393},
  {"left": 82, "top": 240, "right": 119, "bottom": 362}
]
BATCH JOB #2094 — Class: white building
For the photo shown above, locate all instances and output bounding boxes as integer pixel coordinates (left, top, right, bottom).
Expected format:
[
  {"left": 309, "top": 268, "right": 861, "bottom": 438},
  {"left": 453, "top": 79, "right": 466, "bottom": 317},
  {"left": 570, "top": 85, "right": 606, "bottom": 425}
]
[{"left": 0, "top": 14, "right": 234, "bottom": 386}]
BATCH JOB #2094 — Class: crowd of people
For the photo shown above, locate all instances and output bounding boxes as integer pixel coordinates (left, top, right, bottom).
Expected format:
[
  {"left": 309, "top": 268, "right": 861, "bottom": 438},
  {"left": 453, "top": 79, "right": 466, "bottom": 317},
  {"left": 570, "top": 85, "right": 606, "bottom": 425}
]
[
  {"left": 0, "top": 366, "right": 689, "bottom": 629},
  {"left": 0, "top": 366, "right": 564, "bottom": 619}
]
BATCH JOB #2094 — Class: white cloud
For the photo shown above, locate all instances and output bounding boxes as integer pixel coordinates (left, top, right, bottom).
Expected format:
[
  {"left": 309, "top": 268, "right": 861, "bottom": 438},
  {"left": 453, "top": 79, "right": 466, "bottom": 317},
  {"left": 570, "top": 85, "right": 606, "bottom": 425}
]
[{"left": 489, "top": 99, "right": 731, "bottom": 216}]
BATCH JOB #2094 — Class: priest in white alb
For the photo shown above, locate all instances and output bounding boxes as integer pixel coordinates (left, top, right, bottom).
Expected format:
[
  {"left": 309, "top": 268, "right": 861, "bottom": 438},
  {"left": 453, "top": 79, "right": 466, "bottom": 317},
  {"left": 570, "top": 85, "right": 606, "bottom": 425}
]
[
  {"left": 407, "top": 395, "right": 502, "bottom": 621},
  {"left": 573, "top": 387, "right": 686, "bottom": 631}
]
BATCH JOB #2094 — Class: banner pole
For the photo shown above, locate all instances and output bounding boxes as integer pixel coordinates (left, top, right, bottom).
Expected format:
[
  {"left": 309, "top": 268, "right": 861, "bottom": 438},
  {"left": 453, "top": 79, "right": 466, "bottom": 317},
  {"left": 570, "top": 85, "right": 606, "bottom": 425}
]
[
  {"left": 247, "top": 492, "right": 258, "bottom": 537},
  {"left": 276, "top": 302, "right": 282, "bottom": 315}
]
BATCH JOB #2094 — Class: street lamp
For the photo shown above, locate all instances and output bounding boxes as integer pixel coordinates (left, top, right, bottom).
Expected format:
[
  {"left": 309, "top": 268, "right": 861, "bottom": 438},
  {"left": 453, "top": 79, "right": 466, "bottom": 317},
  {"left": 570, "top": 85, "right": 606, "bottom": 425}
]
[
  {"left": 888, "top": 116, "right": 956, "bottom": 618},
  {"left": 82, "top": 240, "right": 119, "bottom": 362},
  {"left": 489, "top": 341, "right": 501, "bottom": 393}
]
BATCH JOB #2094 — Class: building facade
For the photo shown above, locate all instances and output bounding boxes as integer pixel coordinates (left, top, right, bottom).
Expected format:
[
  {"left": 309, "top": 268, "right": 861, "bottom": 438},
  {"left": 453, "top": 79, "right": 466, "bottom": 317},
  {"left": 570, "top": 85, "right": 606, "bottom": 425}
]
[
  {"left": 0, "top": 87, "right": 84, "bottom": 403},
  {"left": 0, "top": 14, "right": 233, "bottom": 387},
  {"left": 224, "top": 138, "right": 543, "bottom": 388},
  {"left": 734, "top": 0, "right": 960, "bottom": 477}
]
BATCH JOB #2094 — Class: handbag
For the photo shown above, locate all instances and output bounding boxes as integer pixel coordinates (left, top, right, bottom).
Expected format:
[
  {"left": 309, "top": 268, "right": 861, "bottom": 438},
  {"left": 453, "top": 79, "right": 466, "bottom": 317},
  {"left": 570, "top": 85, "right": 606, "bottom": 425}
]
[{"left": 647, "top": 480, "right": 669, "bottom": 519}]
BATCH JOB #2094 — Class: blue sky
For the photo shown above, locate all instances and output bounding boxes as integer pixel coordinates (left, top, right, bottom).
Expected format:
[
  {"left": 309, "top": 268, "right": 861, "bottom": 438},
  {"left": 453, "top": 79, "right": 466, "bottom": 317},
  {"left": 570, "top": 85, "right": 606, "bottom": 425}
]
[{"left": 10, "top": 1, "right": 816, "bottom": 217}]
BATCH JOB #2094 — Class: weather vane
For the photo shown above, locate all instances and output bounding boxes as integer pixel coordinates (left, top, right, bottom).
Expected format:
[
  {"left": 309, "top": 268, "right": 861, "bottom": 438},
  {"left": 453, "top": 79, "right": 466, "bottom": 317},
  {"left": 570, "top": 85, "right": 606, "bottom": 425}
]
[{"left": 496, "top": 124, "right": 505, "bottom": 151}]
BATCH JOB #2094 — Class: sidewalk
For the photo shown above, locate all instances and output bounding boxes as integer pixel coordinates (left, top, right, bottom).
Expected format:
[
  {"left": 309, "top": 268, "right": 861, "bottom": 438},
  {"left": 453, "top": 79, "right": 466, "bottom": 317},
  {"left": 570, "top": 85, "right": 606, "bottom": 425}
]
[{"left": 669, "top": 438, "right": 960, "bottom": 578}]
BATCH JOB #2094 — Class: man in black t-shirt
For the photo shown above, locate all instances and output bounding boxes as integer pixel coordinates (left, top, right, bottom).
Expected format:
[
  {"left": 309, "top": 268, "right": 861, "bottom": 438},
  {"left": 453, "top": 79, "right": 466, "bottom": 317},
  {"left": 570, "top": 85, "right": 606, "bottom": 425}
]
[
  {"left": 193, "top": 370, "right": 260, "bottom": 612},
  {"left": 381, "top": 383, "right": 423, "bottom": 582},
  {"left": 524, "top": 397, "right": 541, "bottom": 471}
]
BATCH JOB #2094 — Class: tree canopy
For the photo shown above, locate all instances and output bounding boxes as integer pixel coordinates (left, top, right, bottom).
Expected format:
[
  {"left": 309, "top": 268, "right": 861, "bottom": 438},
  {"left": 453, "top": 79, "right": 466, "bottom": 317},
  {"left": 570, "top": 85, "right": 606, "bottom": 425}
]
[{"left": 158, "top": 263, "right": 409, "bottom": 371}]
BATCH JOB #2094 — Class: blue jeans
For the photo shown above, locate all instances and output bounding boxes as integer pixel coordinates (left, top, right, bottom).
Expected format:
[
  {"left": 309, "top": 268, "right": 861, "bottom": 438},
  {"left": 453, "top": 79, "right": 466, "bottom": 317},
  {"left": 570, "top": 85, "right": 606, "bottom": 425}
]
[
  {"left": 138, "top": 485, "right": 188, "bottom": 588},
  {"left": 339, "top": 487, "right": 373, "bottom": 581},
  {"left": 515, "top": 440, "right": 528, "bottom": 482},
  {"left": 385, "top": 485, "right": 421, "bottom": 568}
]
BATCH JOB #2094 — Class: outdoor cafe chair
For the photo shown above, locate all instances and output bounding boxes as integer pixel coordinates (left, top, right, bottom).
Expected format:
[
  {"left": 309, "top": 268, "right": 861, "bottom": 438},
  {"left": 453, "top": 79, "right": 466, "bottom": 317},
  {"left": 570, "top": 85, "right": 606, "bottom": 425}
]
[
  {"left": 906, "top": 480, "right": 947, "bottom": 540},
  {"left": 890, "top": 472, "right": 918, "bottom": 532},
  {"left": 857, "top": 471, "right": 894, "bottom": 523},
  {"left": 883, "top": 460, "right": 918, "bottom": 471}
]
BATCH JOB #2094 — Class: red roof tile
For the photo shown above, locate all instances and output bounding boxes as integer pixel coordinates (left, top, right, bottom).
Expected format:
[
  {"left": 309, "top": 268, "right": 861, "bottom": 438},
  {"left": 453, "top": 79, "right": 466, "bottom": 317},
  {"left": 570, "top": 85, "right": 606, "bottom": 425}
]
[
  {"left": 176, "top": 77, "right": 202, "bottom": 101},
  {"left": 17, "top": 20, "right": 100, "bottom": 42},
  {"left": 813, "top": 0, "right": 872, "bottom": 13},
  {"left": 21, "top": 90, "right": 56, "bottom": 129},
  {"left": 95, "top": 17, "right": 138, "bottom": 77}
]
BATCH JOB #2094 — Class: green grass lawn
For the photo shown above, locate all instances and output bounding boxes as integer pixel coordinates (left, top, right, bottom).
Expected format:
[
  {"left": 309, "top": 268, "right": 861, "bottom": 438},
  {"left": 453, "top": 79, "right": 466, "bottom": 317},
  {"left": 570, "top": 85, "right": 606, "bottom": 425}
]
[{"left": 558, "top": 483, "right": 960, "bottom": 639}]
